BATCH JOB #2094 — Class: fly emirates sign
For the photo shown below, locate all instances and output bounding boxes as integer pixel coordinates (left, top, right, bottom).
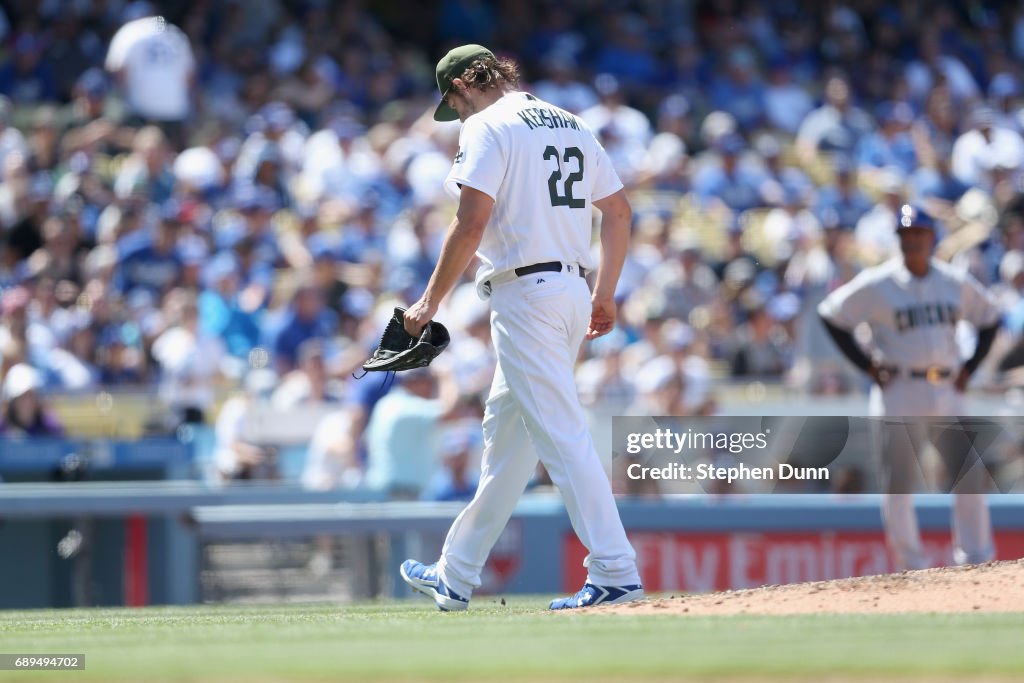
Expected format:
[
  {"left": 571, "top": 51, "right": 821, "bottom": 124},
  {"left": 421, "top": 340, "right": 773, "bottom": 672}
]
[{"left": 563, "top": 531, "right": 1024, "bottom": 592}]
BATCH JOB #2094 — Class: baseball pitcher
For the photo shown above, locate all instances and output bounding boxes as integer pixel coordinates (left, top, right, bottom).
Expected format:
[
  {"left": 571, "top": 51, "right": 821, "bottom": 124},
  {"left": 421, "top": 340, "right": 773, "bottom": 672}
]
[{"left": 399, "top": 45, "right": 643, "bottom": 610}]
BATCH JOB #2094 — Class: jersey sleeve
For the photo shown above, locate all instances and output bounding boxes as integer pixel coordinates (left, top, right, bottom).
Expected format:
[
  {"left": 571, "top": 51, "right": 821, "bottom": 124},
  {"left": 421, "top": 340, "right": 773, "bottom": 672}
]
[
  {"left": 590, "top": 137, "right": 623, "bottom": 202},
  {"left": 105, "top": 24, "right": 131, "bottom": 71},
  {"left": 817, "top": 272, "right": 876, "bottom": 330},
  {"left": 960, "top": 272, "right": 1001, "bottom": 328},
  {"left": 444, "top": 116, "right": 506, "bottom": 201}
]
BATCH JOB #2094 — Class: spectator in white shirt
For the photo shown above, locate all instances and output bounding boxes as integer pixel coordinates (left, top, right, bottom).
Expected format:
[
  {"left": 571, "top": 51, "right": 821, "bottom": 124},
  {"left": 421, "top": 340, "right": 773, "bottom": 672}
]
[
  {"left": 951, "top": 105, "right": 1024, "bottom": 192},
  {"left": 796, "top": 74, "right": 874, "bottom": 163},
  {"left": 151, "top": 291, "right": 224, "bottom": 426},
  {"left": 580, "top": 74, "right": 652, "bottom": 186},
  {"left": 105, "top": 3, "right": 195, "bottom": 145},
  {"left": 213, "top": 369, "right": 279, "bottom": 482}
]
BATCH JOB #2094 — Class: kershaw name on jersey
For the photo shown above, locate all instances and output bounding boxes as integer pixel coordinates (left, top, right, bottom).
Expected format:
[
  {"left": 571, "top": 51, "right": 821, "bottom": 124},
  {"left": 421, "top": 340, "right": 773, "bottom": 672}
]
[
  {"left": 443, "top": 91, "right": 622, "bottom": 298},
  {"left": 516, "top": 106, "right": 580, "bottom": 131}
]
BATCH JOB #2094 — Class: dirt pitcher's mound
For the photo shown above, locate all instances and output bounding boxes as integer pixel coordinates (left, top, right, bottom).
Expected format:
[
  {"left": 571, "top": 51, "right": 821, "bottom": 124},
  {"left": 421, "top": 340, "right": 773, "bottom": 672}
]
[{"left": 597, "top": 560, "right": 1024, "bottom": 616}]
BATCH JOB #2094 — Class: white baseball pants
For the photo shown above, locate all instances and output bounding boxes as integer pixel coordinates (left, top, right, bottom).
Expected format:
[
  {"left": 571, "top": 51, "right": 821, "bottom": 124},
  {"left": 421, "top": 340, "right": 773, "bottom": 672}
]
[
  {"left": 437, "top": 268, "right": 640, "bottom": 597},
  {"left": 870, "top": 380, "right": 995, "bottom": 570}
]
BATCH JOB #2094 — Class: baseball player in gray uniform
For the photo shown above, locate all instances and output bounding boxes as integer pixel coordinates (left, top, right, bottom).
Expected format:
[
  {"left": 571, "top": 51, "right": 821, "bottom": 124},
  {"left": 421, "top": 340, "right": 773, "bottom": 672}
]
[
  {"left": 818, "top": 205, "right": 1001, "bottom": 570},
  {"left": 399, "top": 45, "right": 643, "bottom": 610}
]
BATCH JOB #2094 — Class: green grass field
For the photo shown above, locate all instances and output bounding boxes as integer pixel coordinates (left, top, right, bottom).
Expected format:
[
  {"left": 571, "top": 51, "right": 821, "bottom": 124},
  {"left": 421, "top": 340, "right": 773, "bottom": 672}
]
[{"left": 2, "top": 599, "right": 1023, "bottom": 682}]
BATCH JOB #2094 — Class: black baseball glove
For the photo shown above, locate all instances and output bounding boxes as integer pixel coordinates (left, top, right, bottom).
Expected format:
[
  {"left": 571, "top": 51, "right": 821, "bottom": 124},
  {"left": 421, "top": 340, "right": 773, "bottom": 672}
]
[{"left": 361, "top": 306, "right": 450, "bottom": 372}]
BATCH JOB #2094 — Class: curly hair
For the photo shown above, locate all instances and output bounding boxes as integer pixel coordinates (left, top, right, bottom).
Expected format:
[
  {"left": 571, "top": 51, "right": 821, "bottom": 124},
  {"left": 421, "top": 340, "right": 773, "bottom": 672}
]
[{"left": 458, "top": 56, "right": 520, "bottom": 92}]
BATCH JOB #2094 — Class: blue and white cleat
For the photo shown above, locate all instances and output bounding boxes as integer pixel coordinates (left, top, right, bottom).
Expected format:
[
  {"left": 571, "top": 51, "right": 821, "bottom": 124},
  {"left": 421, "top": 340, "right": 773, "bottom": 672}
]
[
  {"left": 400, "top": 560, "right": 469, "bottom": 612},
  {"left": 549, "top": 583, "right": 645, "bottom": 610}
]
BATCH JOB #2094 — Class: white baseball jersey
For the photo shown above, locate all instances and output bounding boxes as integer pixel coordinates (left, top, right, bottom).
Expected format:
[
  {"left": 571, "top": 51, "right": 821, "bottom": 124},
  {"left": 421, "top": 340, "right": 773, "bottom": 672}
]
[
  {"left": 817, "top": 257, "right": 1000, "bottom": 368},
  {"left": 432, "top": 89, "right": 641, "bottom": 599},
  {"left": 106, "top": 17, "right": 194, "bottom": 121},
  {"left": 444, "top": 91, "right": 622, "bottom": 296},
  {"left": 820, "top": 257, "right": 999, "bottom": 572}
]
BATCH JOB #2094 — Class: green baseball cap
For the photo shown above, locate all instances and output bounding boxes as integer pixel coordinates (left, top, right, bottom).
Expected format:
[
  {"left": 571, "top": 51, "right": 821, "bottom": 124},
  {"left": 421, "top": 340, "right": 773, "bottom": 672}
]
[{"left": 433, "top": 44, "right": 494, "bottom": 121}]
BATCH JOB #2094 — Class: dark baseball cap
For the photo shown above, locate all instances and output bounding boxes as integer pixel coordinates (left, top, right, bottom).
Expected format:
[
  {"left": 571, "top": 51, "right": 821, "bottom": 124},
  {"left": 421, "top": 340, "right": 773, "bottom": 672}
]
[
  {"left": 434, "top": 44, "right": 494, "bottom": 121},
  {"left": 896, "top": 204, "right": 937, "bottom": 232}
]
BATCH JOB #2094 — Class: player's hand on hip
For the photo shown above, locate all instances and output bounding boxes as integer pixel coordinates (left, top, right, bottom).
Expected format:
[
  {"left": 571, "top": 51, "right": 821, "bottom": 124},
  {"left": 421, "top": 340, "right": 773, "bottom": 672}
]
[
  {"left": 953, "top": 367, "right": 970, "bottom": 393},
  {"left": 404, "top": 299, "right": 436, "bottom": 337},
  {"left": 868, "top": 365, "right": 892, "bottom": 389},
  {"left": 586, "top": 295, "right": 616, "bottom": 340}
]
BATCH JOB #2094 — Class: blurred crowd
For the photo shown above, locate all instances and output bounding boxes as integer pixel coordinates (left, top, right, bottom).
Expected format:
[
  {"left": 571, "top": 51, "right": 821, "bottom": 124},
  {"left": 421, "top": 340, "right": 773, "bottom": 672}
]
[{"left": 3, "top": 0, "right": 1024, "bottom": 496}]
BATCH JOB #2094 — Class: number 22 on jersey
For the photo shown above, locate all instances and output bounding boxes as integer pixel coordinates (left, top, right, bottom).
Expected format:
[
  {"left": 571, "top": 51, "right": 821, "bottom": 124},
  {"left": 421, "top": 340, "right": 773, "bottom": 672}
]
[{"left": 544, "top": 146, "right": 585, "bottom": 208}]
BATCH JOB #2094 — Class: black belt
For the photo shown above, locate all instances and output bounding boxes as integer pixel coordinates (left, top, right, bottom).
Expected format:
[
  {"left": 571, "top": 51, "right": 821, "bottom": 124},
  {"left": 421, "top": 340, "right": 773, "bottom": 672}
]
[
  {"left": 909, "top": 367, "right": 953, "bottom": 381},
  {"left": 483, "top": 261, "right": 587, "bottom": 295},
  {"left": 880, "top": 365, "right": 953, "bottom": 383},
  {"left": 514, "top": 261, "right": 587, "bottom": 278}
]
